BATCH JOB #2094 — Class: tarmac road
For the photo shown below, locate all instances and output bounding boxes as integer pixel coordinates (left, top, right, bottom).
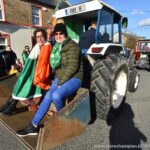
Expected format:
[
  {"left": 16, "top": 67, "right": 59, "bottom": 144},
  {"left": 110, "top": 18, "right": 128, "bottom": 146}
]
[
  {"left": 54, "top": 70, "right": 150, "bottom": 150},
  {"left": 0, "top": 70, "right": 150, "bottom": 150}
]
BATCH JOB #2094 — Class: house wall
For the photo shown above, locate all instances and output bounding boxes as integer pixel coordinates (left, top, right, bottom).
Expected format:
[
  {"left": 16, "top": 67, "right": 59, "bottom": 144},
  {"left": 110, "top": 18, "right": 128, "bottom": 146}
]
[
  {"left": 43, "top": 8, "right": 53, "bottom": 27},
  {"left": 114, "top": 32, "right": 128, "bottom": 47},
  {"left": 4, "top": 0, "right": 53, "bottom": 27},
  {"left": 0, "top": 0, "right": 55, "bottom": 60},
  {"left": 114, "top": 32, "right": 136, "bottom": 49},
  {"left": 5, "top": 0, "right": 31, "bottom": 25},
  {"left": 0, "top": 23, "right": 34, "bottom": 59}
]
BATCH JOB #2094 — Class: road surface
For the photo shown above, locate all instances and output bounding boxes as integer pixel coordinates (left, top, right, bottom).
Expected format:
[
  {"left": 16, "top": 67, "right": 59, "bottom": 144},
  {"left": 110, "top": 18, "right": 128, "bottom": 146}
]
[
  {"left": 54, "top": 70, "right": 150, "bottom": 150},
  {"left": 0, "top": 70, "right": 150, "bottom": 150}
]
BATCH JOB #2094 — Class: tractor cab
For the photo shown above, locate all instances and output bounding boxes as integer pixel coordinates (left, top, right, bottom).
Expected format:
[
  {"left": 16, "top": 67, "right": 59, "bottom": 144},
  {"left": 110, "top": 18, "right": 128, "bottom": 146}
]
[
  {"left": 55, "top": 0, "right": 128, "bottom": 55},
  {"left": 135, "top": 39, "right": 150, "bottom": 69}
]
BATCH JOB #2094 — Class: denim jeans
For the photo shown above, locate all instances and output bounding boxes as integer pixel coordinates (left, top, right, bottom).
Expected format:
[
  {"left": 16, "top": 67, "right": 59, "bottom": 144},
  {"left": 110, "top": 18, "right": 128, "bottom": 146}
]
[{"left": 32, "top": 77, "right": 81, "bottom": 126}]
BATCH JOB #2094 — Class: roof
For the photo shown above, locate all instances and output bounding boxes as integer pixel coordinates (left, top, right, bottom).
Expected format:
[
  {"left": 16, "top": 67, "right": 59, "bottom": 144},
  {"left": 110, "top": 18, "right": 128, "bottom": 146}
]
[
  {"left": 24, "top": 0, "right": 71, "bottom": 8},
  {"left": 101, "top": 1, "right": 122, "bottom": 17},
  {"left": 55, "top": 0, "right": 122, "bottom": 19}
]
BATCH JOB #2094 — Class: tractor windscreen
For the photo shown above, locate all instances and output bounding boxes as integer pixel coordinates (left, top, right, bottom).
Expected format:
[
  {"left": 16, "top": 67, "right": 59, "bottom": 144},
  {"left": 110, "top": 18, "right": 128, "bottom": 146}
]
[
  {"left": 139, "top": 42, "right": 150, "bottom": 52},
  {"left": 98, "top": 9, "right": 114, "bottom": 43},
  {"left": 63, "top": 10, "right": 97, "bottom": 43}
]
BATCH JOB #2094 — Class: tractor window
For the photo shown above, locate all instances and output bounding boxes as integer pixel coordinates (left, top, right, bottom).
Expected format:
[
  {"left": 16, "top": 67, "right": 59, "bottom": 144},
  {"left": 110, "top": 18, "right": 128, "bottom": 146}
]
[
  {"left": 140, "top": 42, "right": 150, "bottom": 52},
  {"left": 113, "top": 23, "right": 120, "bottom": 44},
  {"left": 99, "top": 10, "right": 113, "bottom": 43},
  {"left": 63, "top": 10, "right": 97, "bottom": 43}
]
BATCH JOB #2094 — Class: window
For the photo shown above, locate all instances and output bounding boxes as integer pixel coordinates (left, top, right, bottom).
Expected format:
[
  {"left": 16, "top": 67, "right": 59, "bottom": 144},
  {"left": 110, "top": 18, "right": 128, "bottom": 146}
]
[
  {"left": 0, "top": 0, "right": 3, "bottom": 20},
  {"left": 32, "top": 6, "right": 41, "bottom": 26},
  {"left": 140, "top": 42, "right": 150, "bottom": 51},
  {"left": 99, "top": 10, "right": 113, "bottom": 43},
  {"left": 113, "top": 24, "right": 119, "bottom": 44},
  {"left": 0, "top": 0, "right": 5, "bottom": 21},
  {"left": 0, "top": 37, "right": 7, "bottom": 51},
  {"left": 0, "top": 34, "right": 9, "bottom": 51}
]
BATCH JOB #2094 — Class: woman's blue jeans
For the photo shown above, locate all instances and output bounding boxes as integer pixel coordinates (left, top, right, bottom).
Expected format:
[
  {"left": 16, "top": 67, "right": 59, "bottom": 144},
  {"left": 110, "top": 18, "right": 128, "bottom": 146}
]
[{"left": 32, "top": 77, "right": 81, "bottom": 126}]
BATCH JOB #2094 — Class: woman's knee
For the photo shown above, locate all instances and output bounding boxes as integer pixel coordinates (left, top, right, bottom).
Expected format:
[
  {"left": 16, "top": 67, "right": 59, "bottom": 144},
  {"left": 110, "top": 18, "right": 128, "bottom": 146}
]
[
  {"left": 51, "top": 92, "right": 62, "bottom": 103},
  {"left": 51, "top": 92, "right": 63, "bottom": 110}
]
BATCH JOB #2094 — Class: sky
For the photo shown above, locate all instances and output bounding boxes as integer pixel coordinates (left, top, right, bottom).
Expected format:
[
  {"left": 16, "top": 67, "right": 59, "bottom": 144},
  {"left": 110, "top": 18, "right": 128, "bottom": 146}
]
[{"left": 67, "top": 0, "right": 150, "bottom": 39}]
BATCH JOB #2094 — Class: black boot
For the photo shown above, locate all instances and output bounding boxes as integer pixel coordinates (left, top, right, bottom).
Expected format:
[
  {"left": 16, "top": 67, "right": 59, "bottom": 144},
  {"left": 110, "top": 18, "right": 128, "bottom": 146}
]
[
  {"left": 0, "top": 97, "right": 14, "bottom": 113},
  {"left": 2, "top": 99, "right": 18, "bottom": 115}
]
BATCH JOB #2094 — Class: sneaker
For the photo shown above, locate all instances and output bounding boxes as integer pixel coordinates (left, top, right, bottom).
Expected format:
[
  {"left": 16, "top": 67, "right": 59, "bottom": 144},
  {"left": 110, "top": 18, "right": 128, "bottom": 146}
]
[{"left": 16, "top": 123, "right": 38, "bottom": 137}]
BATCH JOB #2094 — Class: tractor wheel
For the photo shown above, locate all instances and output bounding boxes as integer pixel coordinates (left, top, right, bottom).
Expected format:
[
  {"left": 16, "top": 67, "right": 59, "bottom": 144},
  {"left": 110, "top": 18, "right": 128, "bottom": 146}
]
[
  {"left": 90, "top": 53, "right": 128, "bottom": 120},
  {"left": 128, "top": 69, "right": 140, "bottom": 92}
]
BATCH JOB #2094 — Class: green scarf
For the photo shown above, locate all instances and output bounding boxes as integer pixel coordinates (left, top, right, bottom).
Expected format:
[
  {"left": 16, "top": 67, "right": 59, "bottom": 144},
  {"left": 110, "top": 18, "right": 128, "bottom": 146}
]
[{"left": 50, "top": 42, "right": 63, "bottom": 69}]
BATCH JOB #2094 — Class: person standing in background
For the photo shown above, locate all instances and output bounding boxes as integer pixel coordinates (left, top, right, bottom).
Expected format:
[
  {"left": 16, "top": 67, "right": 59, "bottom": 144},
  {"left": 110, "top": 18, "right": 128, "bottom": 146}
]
[
  {"left": 3, "top": 45, "right": 17, "bottom": 72},
  {"left": 22, "top": 45, "right": 30, "bottom": 65},
  {"left": 0, "top": 51, "right": 7, "bottom": 77},
  {"left": 78, "top": 21, "right": 97, "bottom": 49}
]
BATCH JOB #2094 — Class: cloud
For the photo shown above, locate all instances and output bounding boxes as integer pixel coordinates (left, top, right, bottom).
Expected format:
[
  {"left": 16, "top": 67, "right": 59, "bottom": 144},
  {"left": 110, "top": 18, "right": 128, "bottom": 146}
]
[
  {"left": 131, "top": 9, "right": 145, "bottom": 15},
  {"left": 138, "top": 18, "right": 150, "bottom": 27}
]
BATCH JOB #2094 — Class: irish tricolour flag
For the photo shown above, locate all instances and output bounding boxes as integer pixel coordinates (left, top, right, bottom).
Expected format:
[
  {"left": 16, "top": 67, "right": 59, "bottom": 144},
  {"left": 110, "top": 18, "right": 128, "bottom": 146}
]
[{"left": 12, "top": 44, "right": 42, "bottom": 100}]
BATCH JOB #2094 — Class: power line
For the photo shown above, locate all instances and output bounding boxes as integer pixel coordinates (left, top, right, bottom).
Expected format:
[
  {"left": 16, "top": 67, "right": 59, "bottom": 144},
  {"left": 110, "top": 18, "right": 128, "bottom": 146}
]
[
  {"left": 127, "top": 26, "right": 150, "bottom": 30},
  {"left": 119, "top": 10, "right": 150, "bottom": 13},
  {"left": 125, "top": 28, "right": 150, "bottom": 32},
  {"left": 117, "top": 10, "right": 150, "bottom": 15}
]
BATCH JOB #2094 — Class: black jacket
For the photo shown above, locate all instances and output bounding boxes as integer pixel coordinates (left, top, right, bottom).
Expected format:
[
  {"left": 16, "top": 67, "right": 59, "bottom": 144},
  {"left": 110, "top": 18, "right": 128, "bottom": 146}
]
[
  {"left": 0, "top": 52, "right": 7, "bottom": 77},
  {"left": 55, "top": 37, "right": 83, "bottom": 85},
  {"left": 78, "top": 28, "right": 96, "bottom": 49},
  {"left": 3, "top": 50, "right": 17, "bottom": 70}
]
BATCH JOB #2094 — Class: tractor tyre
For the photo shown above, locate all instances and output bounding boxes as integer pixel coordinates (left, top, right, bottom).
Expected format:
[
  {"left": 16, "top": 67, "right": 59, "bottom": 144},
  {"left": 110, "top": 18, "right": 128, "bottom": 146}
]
[
  {"left": 90, "top": 53, "right": 128, "bottom": 120},
  {"left": 128, "top": 69, "right": 140, "bottom": 92}
]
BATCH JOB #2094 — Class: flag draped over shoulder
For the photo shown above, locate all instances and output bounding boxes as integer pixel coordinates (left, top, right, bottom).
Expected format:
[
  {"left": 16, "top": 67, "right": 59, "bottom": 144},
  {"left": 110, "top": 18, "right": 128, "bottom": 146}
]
[
  {"left": 33, "top": 42, "right": 52, "bottom": 90},
  {"left": 12, "top": 42, "right": 52, "bottom": 100}
]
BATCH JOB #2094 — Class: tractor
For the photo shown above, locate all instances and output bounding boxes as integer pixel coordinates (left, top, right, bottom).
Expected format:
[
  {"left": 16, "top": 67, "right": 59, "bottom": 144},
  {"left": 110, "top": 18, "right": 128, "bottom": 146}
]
[
  {"left": 134, "top": 39, "right": 150, "bottom": 69},
  {"left": 54, "top": 0, "right": 140, "bottom": 119},
  {"left": 0, "top": 0, "right": 140, "bottom": 149}
]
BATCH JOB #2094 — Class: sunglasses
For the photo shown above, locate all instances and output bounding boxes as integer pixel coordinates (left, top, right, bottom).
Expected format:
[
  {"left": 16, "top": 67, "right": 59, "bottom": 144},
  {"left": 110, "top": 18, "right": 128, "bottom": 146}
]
[{"left": 54, "top": 32, "right": 64, "bottom": 36}]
